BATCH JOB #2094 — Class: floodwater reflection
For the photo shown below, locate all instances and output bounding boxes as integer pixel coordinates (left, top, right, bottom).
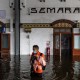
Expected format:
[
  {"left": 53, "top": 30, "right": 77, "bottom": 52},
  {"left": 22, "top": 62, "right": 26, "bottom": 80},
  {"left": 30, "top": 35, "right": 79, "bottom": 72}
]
[
  {"left": 0, "top": 54, "right": 80, "bottom": 80},
  {"left": 0, "top": 60, "right": 10, "bottom": 80}
]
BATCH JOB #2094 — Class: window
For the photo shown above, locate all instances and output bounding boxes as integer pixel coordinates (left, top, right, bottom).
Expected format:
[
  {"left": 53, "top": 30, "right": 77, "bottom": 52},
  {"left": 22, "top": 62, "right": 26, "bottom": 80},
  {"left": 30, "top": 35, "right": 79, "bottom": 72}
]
[
  {"left": 40, "top": 0, "right": 45, "bottom": 2},
  {"left": 2, "top": 34, "right": 9, "bottom": 48},
  {"left": 54, "top": 29, "right": 71, "bottom": 33},
  {"left": 74, "top": 35, "right": 80, "bottom": 49}
]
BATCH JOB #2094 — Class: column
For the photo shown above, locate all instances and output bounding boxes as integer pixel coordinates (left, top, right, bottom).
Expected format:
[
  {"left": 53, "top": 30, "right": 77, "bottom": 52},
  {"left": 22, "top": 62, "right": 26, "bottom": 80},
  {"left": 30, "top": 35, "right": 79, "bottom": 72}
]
[{"left": 14, "top": 0, "right": 20, "bottom": 56}]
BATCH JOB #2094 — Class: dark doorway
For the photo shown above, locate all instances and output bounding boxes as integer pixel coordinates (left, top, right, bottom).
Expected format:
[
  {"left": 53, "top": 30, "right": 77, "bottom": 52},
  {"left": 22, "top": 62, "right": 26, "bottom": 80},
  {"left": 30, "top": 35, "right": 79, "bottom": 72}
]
[
  {"left": 61, "top": 34, "right": 72, "bottom": 56},
  {"left": 53, "top": 29, "right": 72, "bottom": 56}
]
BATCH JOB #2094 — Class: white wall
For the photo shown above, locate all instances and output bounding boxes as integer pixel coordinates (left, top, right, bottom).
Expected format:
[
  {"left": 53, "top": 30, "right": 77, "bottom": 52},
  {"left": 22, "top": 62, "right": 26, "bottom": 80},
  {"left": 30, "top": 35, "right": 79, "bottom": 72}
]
[
  {"left": 0, "top": 0, "right": 80, "bottom": 23},
  {"left": 20, "top": 0, "right": 80, "bottom": 23},
  {"left": 20, "top": 28, "right": 30, "bottom": 55},
  {"left": 0, "top": 0, "right": 12, "bottom": 23},
  {"left": 20, "top": 28, "right": 53, "bottom": 55}
]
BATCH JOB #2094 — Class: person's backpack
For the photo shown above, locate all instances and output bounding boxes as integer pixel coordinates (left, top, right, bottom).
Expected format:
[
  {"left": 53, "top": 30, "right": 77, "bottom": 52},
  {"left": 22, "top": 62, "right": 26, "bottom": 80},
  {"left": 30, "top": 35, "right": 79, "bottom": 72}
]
[{"left": 31, "top": 53, "right": 46, "bottom": 70}]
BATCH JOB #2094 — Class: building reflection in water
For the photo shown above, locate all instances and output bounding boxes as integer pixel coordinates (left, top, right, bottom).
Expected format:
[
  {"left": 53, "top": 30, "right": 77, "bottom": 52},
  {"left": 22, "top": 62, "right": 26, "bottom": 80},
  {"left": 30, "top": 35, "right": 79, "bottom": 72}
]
[
  {"left": 31, "top": 76, "right": 43, "bottom": 80},
  {"left": 0, "top": 60, "right": 10, "bottom": 80},
  {"left": 46, "top": 55, "right": 50, "bottom": 62},
  {"left": 53, "top": 55, "right": 74, "bottom": 80},
  {"left": 1, "top": 55, "right": 80, "bottom": 80},
  {"left": 13, "top": 55, "right": 20, "bottom": 80}
]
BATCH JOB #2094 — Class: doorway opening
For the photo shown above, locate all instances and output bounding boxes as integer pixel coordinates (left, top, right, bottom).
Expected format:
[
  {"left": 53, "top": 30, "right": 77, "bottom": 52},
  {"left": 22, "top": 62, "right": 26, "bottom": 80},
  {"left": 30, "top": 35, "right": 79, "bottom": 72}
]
[
  {"left": 53, "top": 28, "right": 72, "bottom": 56},
  {"left": 51, "top": 19, "right": 75, "bottom": 56}
]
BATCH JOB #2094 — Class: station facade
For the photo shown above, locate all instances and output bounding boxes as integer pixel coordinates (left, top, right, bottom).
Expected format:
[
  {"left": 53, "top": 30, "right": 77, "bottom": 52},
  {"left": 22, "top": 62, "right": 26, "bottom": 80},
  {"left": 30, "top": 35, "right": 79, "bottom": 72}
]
[{"left": 0, "top": 0, "right": 80, "bottom": 56}]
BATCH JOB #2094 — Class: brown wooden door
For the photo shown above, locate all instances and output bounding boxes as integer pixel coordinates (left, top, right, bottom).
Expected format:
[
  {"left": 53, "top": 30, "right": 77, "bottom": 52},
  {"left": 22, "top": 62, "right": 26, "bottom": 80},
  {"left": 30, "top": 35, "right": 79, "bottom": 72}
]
[
  {"left": 61, "top": 33, "right": 72, "bottom": 56},
  {"left": 53, "top": 33, "right": 60, "bottom": 56},
  {"left": 53, "top": 32, "right": 72, "bottom": 56},
  {"left": 1, "top": 33, "right": 10, "bottom": 60}
]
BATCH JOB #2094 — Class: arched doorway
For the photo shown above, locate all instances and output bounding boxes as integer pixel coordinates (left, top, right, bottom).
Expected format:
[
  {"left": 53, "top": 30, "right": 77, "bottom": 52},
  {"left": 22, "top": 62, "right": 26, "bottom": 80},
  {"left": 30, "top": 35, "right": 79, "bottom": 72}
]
[{"left": 51, "top": 19, "right": 75, "bottom": 56}]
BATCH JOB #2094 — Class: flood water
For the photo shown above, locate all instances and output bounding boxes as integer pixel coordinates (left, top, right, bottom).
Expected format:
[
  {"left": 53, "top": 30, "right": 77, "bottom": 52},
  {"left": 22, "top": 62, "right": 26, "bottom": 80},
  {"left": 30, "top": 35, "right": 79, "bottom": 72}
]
[{"left": 0, "top": 54, "right": 80, "bottom": 80}]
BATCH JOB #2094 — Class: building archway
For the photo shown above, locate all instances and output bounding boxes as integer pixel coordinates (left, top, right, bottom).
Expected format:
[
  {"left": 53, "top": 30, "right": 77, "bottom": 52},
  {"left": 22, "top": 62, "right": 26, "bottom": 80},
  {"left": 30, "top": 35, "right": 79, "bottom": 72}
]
[
  {"left": 51, "top": 19, "right": 75, "bottom": 28},
  {"left": 51, "top": 19, "right": 75, "bottom": 56}
]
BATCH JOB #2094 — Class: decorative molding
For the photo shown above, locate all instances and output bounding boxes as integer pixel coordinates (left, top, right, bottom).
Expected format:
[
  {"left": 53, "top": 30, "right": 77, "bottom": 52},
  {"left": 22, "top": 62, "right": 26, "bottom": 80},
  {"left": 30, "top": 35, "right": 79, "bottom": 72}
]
[
  {"left": 24, "top": 28, "right": 31, "bottom": 33},
  {"left": 51, "top": 19, "right": 75, "bottom": 28},
  {"left": 0, "top": 21, "right": 10, "bottom": 28},
  {"left": 6, "top": 23, "right": 10, "bottom": 28},
  {"left": 76, "top": 23, "right": 80, "bottom": 28},
  {"left": 4, "top": 23, "right": 75, "bottom": 28},
  {"left": 21, "top": 23, "right": 51, "bottom": 28},
  {"left": 52, "top": 22, "right": 72, "bottom": 28},
  {"left": 1, "top": 19, "right": 79, "bottom": 28}
]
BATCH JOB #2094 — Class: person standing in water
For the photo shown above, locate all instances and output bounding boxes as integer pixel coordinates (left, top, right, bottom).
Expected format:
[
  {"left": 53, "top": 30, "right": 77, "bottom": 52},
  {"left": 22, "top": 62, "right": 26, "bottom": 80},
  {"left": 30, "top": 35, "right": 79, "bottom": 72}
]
[{"left": 30, "top": 45, "right": 46, "bottom": 77}]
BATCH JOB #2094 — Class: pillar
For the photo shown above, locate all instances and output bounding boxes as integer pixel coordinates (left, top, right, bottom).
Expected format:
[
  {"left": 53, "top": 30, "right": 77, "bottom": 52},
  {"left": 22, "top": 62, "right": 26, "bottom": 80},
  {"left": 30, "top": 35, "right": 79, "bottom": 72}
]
[{"left": 14, "top": 0, "right": 20, "bottom": 56}]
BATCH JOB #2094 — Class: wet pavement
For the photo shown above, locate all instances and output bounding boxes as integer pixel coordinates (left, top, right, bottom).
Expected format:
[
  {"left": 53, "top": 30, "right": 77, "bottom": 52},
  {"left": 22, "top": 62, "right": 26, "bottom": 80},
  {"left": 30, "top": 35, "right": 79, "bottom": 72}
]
[{"left": 0, "top": 54, "right": 80, "bottom": 80}]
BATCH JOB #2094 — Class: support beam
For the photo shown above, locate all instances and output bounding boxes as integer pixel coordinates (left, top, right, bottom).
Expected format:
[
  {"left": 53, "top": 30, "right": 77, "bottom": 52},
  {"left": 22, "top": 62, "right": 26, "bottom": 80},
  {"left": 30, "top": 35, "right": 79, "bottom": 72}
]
[{"left": 14, "top": 0, "right": 20, "bottom": 56}]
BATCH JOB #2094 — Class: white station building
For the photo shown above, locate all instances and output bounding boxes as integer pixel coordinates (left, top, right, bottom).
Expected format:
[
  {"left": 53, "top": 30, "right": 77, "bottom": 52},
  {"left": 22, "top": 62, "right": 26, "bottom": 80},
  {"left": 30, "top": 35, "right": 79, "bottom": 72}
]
[{"left": 0, "top": 0, "right": 80, "bottom": 56}]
